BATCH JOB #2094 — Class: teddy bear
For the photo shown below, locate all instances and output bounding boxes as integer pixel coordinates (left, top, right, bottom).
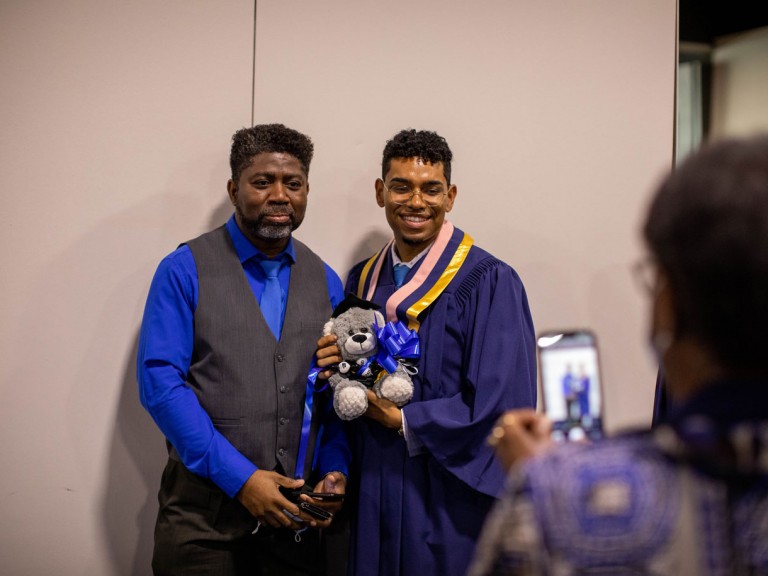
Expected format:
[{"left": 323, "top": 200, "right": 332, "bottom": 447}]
[{"left": 323, "top": 294, "right": 417, "bottom": 421}]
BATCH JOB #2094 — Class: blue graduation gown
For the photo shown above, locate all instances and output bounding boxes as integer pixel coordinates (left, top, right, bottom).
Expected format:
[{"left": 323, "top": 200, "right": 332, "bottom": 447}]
[{"left": 344, "top": 226, "right": 537, "bottom": 576}]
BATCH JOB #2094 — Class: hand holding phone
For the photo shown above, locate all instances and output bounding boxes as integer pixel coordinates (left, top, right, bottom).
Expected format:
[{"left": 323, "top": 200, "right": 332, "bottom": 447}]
[{"left": 279, "top": 485, "right": 340, "bottom": 521}]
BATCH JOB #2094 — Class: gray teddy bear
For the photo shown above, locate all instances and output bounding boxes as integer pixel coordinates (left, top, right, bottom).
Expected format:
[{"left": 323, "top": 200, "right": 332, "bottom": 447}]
[{"left": 323, "top": 295, "right": 415, "bottom": 421}]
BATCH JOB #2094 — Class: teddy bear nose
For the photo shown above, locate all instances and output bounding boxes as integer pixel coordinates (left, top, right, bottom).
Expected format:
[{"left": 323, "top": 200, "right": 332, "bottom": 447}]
[{"left": 351, "top": 334, "right": 368, "bottom": 344}]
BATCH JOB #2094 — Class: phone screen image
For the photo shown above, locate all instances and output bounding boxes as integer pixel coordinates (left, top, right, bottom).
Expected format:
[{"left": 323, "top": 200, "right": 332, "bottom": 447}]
[{"left": 537, "top": 330, "right": 603, "bottom": 442}]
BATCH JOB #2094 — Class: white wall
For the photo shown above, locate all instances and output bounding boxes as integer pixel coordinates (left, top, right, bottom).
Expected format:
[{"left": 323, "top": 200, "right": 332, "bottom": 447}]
[{"left": 0, "top": 1, "right": 675, "bottom": 574}]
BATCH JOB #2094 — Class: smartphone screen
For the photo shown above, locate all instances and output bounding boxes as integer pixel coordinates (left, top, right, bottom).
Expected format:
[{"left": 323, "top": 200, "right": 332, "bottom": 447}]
[{"left": 537, "top": 330, "right": 603, "bottom": 442}]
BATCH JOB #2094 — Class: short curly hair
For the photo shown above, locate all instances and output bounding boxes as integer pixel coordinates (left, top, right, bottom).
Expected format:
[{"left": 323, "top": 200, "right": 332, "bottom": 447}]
[
  {"left": 643, "top": 134, "right": 768, "bottom": 370},
  {"left": 229, "top": 123, "right": 314, "bottom": 181},
  {"left": 381, "top": 129, "right": 453, "bottom": 185}
]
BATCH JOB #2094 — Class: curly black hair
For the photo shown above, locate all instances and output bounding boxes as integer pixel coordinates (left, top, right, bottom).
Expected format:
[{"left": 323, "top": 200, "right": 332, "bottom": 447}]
[
  {"left": 381, "top": 129, "right": 453, "bottom": 185},
  {"left": 229, "top": 123, "right": 314, "bottom": 181},
  {"left": 643, "top": 134, "right": 768, "bottom": 370}
]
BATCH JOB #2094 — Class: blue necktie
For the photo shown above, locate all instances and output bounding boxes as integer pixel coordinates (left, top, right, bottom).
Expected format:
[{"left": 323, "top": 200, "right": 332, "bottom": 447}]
[
  {"left": 259, "top": 258, "right": 283, "bottom": 339},
  {"left": 393, "top": 263, "right": 409, "bottom": 288}
]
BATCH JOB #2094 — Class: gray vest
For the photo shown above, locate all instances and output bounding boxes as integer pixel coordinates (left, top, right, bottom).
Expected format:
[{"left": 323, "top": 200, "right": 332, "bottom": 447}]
[{"left": 176, "top": 225, "right": 331, "bottom": 478}]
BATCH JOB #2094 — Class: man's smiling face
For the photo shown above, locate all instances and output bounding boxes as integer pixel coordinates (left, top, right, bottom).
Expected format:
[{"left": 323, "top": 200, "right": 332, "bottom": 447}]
[{"left": 375, "top": 157, "right": 457, "bottom": 262}]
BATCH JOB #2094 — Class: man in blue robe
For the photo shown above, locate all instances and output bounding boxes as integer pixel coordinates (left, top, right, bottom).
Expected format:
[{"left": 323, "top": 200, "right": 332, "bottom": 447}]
[{"left": 317, "top": 129, "right": 537, "bottom": 576}]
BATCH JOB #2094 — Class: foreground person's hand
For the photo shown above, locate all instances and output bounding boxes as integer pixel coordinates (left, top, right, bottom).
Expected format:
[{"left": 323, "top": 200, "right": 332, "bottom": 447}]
[{"left": 487, "top": 409, "right": 553, "bottom": 472}]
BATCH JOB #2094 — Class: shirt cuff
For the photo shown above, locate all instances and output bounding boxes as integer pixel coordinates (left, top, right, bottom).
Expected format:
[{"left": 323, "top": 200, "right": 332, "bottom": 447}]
[
  {"left": 206, "top": 438, "right": 259, "bottom": 498},
  {"left": 401, "top": 409, "right": 427, "bottom": 457}
]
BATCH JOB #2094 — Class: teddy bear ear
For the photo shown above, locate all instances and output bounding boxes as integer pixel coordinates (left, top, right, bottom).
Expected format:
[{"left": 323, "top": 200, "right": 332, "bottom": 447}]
[
  {"left": 374, "top": 310, "right": 385, "bottom": 326},
  {"left": 323, "top": 320, "right": 335, "bottom": 336}
]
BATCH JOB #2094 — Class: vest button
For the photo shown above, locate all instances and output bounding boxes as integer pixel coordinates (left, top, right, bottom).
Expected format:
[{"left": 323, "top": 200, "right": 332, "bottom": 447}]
[
  {"left": 279, "top": 385, "right": 287, "bottom": 393},
  {"left": 276, "top": 354, "right": 284, "bottom": 362},
  {"left": 278, "top": 448, "right": 287, "bottom": 457},
  {"left": 279, "top": 417, "right": 288, "bottom": 425}
]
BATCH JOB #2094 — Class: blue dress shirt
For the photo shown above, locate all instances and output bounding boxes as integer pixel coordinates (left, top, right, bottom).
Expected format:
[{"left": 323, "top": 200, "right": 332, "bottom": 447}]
[{"left": 137, "top": 216, "right": 345, "bottom": 497}]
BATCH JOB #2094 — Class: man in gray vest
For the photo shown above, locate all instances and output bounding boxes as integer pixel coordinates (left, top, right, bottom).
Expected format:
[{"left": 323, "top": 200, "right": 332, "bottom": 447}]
[{"left": 138, "top": 124, "right": 349, "bottom": 575}]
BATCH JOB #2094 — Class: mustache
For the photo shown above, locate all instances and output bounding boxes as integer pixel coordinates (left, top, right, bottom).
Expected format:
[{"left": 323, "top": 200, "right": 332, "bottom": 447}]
[{"left": 262, "top": 206, "right": 295, "bottom": 218}]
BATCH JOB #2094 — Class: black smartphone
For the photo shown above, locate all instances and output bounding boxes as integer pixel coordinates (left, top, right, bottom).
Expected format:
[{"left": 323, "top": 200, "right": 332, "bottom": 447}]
[
  {"left": 537, "top": 329, "right": 604, "bottom": 442},
  {"left": 279, "top": 485, "right": 344, "bottom": 503},
  {"left": 299, "top": 501, "right": 332, "bottom": 521},
  {"left": 279, "top": 485, "right": 311, "bottom": 502},
  {"left": 305, "top": 492, "right": 344, "bottom": 502}
]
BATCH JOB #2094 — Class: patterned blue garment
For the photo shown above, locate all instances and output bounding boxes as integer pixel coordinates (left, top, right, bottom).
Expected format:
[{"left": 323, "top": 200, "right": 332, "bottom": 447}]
[{"left": 469, "top": 379, "right": 768, "bottom": 576}]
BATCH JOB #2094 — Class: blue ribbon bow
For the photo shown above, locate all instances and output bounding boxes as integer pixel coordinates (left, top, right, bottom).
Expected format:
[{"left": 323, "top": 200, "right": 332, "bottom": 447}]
[{"left": 356, "top": 318, "right": 420, "bottom": 376}]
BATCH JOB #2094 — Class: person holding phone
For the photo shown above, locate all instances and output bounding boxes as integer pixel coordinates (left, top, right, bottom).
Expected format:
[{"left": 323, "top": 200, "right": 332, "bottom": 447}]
[
  {"left": 469, "top": 134, "right": 768, "bottom": 575},
  {"left": 315, "top": 129, "right": 537, "bottom": 576},
  {"left": 137, "top": 124, "right": 349, "bottom": 575}
]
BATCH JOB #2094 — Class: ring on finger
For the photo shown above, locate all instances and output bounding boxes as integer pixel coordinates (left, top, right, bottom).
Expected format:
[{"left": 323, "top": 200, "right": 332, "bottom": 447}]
[{"left": 487, "top": 425, "right": 505, "bottom": 446}]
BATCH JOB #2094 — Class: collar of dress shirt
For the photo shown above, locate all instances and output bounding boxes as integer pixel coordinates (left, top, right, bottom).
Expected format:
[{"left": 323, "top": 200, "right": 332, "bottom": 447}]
[{"left": 390, "top": 241, "right": 432, "bottom": 269}]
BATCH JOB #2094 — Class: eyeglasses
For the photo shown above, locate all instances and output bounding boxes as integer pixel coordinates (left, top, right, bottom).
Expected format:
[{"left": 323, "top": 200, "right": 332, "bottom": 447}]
[{"left": 381, "top": 180, "right": 448, "bottom": 206}]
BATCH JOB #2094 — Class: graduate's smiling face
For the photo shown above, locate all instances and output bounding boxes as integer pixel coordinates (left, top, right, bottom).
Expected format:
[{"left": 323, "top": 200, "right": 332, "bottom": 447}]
[{"left": 375, "top": 157, "right": 457, "bottom": 262}]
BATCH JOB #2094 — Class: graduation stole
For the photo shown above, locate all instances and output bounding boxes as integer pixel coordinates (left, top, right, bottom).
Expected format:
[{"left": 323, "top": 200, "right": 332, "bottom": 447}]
[{"left": 355, "top": 221, "right": 474, "bottom": 331}]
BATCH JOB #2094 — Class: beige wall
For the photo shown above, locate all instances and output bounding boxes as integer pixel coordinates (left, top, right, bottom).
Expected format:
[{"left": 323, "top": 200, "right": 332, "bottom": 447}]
[
  {"left": 256, "top": 0, "right": 676, "bottom": 431},
  {"left": 0, "top": 1, "right": 254, "bottom": 574},
  {"left": 0, "top": 1, "right": 675, "bottom": 573}
]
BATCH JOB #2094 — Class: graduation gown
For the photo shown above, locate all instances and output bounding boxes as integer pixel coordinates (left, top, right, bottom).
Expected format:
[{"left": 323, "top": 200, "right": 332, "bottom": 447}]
[{"left": 345, "top": 222, "right": 537, "bottom": 576}]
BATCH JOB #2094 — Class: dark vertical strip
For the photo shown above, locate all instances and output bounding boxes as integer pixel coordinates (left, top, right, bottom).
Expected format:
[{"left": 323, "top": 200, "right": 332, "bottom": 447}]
[
  {"left": 700, "top": 58, "right": 712, "bottom": 139},
  {"left": 251, "top": 0, "right": 258, "bottom": 126},
  {"left": 673, "top": 0, "right": 679, "bottom": 167}
]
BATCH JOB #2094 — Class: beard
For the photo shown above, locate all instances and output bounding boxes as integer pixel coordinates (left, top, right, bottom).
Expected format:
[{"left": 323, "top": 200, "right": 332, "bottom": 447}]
[{"left": 236, "top": 204, "right": 303, "bottom": 240}]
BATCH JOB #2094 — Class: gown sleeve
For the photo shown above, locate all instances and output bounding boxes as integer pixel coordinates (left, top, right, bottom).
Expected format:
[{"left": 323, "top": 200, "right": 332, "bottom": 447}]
[{"left": 401, "top": 261, "right": 537, "bottom": 496}]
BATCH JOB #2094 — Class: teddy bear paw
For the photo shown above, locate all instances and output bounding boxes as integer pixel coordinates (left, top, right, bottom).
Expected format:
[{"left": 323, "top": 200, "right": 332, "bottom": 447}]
[
  {"left": 335, "top": 387, "right": 368, "bottom": 420},
  {"left": 378, "top": 376, "right": 414, "bottom": 406}
]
